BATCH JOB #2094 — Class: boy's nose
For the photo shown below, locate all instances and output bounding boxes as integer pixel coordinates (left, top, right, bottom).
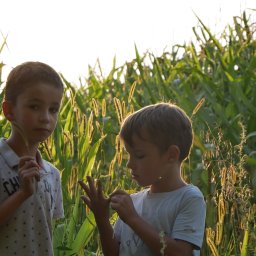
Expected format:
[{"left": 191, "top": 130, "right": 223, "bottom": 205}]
[{"left": 39, "top": 111, "right": 50, "bottom": 122}]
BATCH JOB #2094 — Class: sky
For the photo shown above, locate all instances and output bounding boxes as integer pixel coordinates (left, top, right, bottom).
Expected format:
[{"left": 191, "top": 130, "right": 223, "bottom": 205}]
[{"left": 0, "top": 0, "right": 255, "bottom": 86}]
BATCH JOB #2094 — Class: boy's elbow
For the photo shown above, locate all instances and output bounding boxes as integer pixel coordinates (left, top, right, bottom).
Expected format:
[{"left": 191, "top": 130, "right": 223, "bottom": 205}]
[
  {"left": 164, "top": 239, "right": 194, "bottom": 256},
  {"left": 0, "top": 218, "right": 9, "bottom": 227}
]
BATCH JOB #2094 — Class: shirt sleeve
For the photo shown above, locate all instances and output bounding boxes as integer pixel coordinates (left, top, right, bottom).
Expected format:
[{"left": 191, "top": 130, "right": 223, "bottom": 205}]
[
  {"left": 113, "top": 218, "right": 122, "bottom": 241},
  {"left": 171, "top": 194, "right": 206, "bottom": 249},
  {"left": 52, "top": 169, "right": 64, "bottom": 219}
]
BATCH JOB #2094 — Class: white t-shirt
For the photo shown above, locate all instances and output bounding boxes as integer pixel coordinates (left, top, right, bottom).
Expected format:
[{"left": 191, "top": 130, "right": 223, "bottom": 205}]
[
  {"left": 0, "top": 138, "right": 64, "bottom": 256},
  {"left": 114, "top": 185, "right": 206, "bottom": 256}
]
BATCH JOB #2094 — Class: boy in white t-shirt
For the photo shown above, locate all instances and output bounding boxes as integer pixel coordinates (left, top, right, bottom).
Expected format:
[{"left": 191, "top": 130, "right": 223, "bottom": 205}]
[
  {"left": 0, "top": 61, "right": 64, "bottom": 256},
  {"left": 79, "top": 102, "right": 206, "bottom": 255}
]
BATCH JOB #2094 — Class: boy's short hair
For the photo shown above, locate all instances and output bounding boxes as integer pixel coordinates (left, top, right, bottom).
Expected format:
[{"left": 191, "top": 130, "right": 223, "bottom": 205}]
[
  {"left": 4, "top": 61, "right": 64, "bottom": 103},
  {"left": 120, "top": 102, "right": 193, "bottom": 162}
]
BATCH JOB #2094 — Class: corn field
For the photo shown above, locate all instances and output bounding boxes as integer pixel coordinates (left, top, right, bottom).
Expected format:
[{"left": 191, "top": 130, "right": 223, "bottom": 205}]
[{"left": 0, "top": 11, "right": 255, "bottom": 256}]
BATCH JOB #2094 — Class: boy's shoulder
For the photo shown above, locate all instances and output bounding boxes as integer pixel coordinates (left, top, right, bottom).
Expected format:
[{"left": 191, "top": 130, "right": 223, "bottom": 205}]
[
  {"left": 42, "top": 158, "right": 58, "bottom": 170},
  {"left": 0, "top": 138, "right": 19, "bottom": 168},
  {"left": 182, "top": 184, "right": 204, "bottom": 197},
  {"left": 177, "top": 184, "right": 205, "bottom": 204},
  {"left": 41, "top": 158, "right": 61, "bottom": 176},
  {"left": 129, "top": 186, "right": 205, "bottom": 210},
  {"left": 130, "top": 185, "right": 204, "bottom": 198},
  {"left": 34, "top": 147, "right": 60, "bottom": 175}
]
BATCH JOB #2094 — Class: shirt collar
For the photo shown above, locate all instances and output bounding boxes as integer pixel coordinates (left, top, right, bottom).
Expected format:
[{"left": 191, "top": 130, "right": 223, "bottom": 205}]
[
  {"left": 0, "top": 138, "right": 48, "bottom": 172},
  {"left": 0, "top": 138, "right": 19, "bottom": 169}
]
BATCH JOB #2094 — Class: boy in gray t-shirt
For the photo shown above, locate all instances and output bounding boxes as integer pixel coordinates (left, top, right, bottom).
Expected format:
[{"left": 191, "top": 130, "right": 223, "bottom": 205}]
[
  {"left": 0, "top": 61, "right": 64, "bottom": 256},
  {"left": 79, "top": 102, "right": 206, "bottom": 255}
]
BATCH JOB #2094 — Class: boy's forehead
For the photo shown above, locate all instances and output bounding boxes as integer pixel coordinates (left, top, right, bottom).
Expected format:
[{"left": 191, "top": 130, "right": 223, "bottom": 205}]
[
  {"left": 123, "top": 133, "right": 153, "bottom": 150},
  {"left": 18, "top": 83, "right": 63, "bottom": 102}
]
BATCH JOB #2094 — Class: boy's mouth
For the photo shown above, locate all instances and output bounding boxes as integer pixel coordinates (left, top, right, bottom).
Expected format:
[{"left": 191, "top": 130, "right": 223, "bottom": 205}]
[{"left": 34, "top": 128, "right": 51, "bottom": 133}]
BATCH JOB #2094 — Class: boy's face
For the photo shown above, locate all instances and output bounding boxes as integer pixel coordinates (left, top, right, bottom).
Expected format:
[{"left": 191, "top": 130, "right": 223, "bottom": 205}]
[
  {"left": 124, "top": 133, "right": 173, "bottom": 190},
  {"left": 7, "top": 83, "right": 63, "bottom": 145}
]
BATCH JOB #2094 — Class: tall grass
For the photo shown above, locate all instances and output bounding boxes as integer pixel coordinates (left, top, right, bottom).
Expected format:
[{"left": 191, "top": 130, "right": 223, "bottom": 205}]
[{"left": 0, "top": 11, "right": 255, "bottom": 255}]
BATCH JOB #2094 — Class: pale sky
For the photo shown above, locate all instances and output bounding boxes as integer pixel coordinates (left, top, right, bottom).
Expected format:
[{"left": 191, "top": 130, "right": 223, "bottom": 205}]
[{"left": 0, "top": 0, "right": 255, "bottom": 85}]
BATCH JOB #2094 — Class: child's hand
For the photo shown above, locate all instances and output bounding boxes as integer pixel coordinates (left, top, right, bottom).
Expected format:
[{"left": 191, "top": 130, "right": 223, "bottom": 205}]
[
  {"left": 18, "top": 156, "right": 40, "bottom": 196},
  {"left": 110, "top": 189, "right": 139, "bottom": 224},
  {"left": 79, "top": 176, "right": 110, "bottom": 221}
]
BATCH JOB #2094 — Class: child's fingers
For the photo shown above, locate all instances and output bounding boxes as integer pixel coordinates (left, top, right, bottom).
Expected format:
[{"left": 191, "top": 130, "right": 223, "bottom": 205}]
[
  {"left": 110, "top": 201, "right": 118, "bottom": 210},
  {"left": 86, "top": 176, "right": 97, "bottom": 195},
  {"left": 19, "top": 160, "right": 33, "bottom": 171},
  {"left": 19, "top": 161, "right": 40, "bottom": 176},
  {"left": 81, "top": 195, "right": 92, "bottom": 209},
  {"left": 19, "top": 155, "right": 35, "bottom": 165},
  {"left": 78, "top": 180, "right": 93, "bottom": 199},
  {"left": 96, "top": 179, "right": 103, "bottom": 197},
  {"left": 19, "top": 158, "right": 40, "bottom": 171},
  {"left": 109, "top": 189, "right": 127, "bottom": 198},
  {"left": 78, "top": 180, "right": 86, "bottom": 189},
  {"left": 19, "top": 167, "right": 40, "bottom": 182},
  {"left": 78, "top": 180, "right": 89, "bottom": 192}
]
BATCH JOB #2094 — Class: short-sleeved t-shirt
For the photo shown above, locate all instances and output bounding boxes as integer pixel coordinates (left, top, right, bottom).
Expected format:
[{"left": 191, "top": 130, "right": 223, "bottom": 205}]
[
  {"left": 0, "top": 138, "right": 64, "bottom": 256},
  {"left": 114, "top": 185, "right": 206, "bottom": 256}
]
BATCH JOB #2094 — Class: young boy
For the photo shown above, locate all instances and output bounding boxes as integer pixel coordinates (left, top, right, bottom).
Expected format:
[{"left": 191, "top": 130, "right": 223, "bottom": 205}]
[
  {"left": 0, "top": 61, "right": 64, "bottom": 255},
  {"left": 79, "top": 102, "right": 206, "bottom": 256},
  {"left": 79, "top": 103, "right": 206, "bottom": 256}
]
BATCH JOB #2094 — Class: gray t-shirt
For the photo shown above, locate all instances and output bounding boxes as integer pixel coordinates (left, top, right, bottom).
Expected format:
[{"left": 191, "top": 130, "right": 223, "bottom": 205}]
[
  {"left": 0, "top": 138, "right": 64, "bottom": 256},
  {"left": 114, "top": 185, "right": 206, "bottom": 256}
]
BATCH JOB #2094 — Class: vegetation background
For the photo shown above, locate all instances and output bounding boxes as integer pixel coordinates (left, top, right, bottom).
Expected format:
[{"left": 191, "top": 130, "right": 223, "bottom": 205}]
[{"left": 0, "top": 11, "right": 255, "bottom": 256}]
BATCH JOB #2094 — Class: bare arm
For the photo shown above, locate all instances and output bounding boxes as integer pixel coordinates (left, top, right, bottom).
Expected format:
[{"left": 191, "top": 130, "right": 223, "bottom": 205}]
[
  {"left": 0, "top": 190, "right": 30, "bottom": 225},
  {"left": 94, "top": 214, "right": 119, "bottom": 256},
  {"left": 110, "top": 190, "right": 193, "bottom": 256},
  {"left": 79, "top": 177, "right": 119, "bottom": 256},
  {"left": 0, "top": 156, "right": 40, "bottom": 226}
]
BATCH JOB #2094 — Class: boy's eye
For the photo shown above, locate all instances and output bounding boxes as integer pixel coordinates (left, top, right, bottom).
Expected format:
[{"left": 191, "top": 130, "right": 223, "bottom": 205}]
[
  {"left": 49, "top": 107, "right": 59, "bottom": 113},
  {"left": 135, "top": 155, "right": 145, "bottom": 159},
  {"left": 30, "top": 105, "right": 39, "bottom": 110}
]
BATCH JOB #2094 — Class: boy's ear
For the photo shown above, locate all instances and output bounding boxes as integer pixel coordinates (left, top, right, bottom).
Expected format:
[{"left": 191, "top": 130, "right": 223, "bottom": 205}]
[
  {"left": 2, "top": 101, "right": 14, "bottom": 121},
  {"left": 167, "top": 145, "right": 180, "bottom": 162}
]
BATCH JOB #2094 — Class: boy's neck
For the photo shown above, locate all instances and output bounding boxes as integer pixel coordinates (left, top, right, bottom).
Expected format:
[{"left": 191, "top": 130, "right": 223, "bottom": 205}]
[
  {"left": 6, "top": 136, "right": 38, "bottom": 158},
  {"left": 150, "top": 164, "right": 187, "bottom": 193},
  {"left": 150, "top": 178, "right": 187, "bottom": 193}
]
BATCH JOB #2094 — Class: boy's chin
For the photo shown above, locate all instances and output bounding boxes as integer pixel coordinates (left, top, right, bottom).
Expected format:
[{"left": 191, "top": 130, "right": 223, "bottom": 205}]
[{"left": 30, "top": 136, "right": 50, "bottom": 145}]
